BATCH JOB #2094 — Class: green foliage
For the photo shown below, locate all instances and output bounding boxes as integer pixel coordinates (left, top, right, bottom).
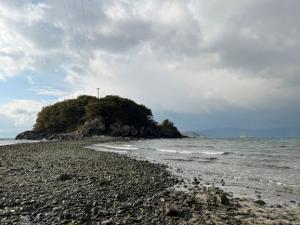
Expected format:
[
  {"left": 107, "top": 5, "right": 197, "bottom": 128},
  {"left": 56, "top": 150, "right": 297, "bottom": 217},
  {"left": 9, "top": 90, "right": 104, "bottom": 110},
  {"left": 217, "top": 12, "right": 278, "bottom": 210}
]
[
  {"left": 34, "top": 95, "right": 154, "bottom": 133},
  {"left": 158, "top": 119, "right": 182, "bottom": 138}
]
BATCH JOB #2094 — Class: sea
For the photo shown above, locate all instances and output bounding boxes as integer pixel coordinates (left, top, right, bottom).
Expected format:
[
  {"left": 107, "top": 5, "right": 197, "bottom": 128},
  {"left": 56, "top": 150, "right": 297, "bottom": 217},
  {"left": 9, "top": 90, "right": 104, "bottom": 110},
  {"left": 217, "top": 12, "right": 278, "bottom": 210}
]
[
  {"left": 89, "top": 137, "right": 300, "bottom": 206},
  {"left": 0, "top": 139, "right": 40, "bottom": 146}
]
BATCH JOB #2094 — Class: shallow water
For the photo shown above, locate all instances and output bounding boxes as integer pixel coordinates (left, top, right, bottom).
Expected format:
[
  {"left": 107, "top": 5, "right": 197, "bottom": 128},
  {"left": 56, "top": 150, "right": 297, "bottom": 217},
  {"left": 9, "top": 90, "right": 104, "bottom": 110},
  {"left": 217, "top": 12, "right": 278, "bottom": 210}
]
[
  {"left": 89, "top": 137, "right": 300, "bottom": 206},
  {"left": 0, "top": 139, "right": 40, "bottom": 146}
]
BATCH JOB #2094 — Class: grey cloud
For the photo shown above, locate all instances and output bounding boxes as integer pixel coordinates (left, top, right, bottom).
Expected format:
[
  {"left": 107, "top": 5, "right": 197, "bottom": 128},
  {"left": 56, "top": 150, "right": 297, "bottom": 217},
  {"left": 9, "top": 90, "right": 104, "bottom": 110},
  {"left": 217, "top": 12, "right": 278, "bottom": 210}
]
[
  {"left": 17, "top": 22, "right": 64, "bottom": 49},
  {"left": 1, "top": 0, "right": 300, "bottom": 130},
  {"left": 92, "top": 19, "right": 155, "bottom": 52},
  {"left": 237, "top": 0, "right": 300, "bottom": 36},
  {"left": 210, "top": 31, "right": 300, "bottom": 72},
  {"left": 203, "top": 0, "right": 300, "bottom": 81}
]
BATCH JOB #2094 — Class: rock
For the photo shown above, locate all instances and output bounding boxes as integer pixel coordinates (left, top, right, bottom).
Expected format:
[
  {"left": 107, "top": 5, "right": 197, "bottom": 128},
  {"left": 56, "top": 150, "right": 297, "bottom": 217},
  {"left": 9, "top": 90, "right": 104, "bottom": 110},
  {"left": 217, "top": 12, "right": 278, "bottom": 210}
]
[
  {"left": 109, "top": 122, "right": 123, "bottom": 136},
  {"left": 62, "top": 210, "right": 72, "bottom": 219},
  {"left": 192, "top": 177, "right": 200, "bottom": 185},
  {"left": 16, "top": 118, "right": 106, "bottom": 141},
  {"left": 256, "top": 194, "right": 261, "bottom": 199},
  {"left": 164, "top": 204, "right": 179, "bottom": 217},
  {"left": 108, "top": 122, "right": 135, "bottom": 137},
  {"left": 35, "top": 213, "right": 43, "bottom": 221},
  {"left": 76, "top": 118, "right": 105, "bottom": 137},
  {"left": 101, "top": 218, "right": 113, "bottom": 225},
  {"left": 15, "top": 130, "right": 45, "bottom": 140},
  {"left": 220, "top": 179, "right": 225, "bottom": 186},
  {"left": 52, "top": 206, "right": 62, "bottom": 213},
  {"left": 16, "top": 117, "right": 182, "bottom": 140},
  {"left": 56, "top": 173, "right": 73, "bottom": 181},
  {"left": 217, "top": 193, "right": 230, "bottom": 206},
  {"left": 20, "top": 215, "right": 31, "bottom": 224},
  {"left": 254, "top": 200, "right": 266, "bottom": 206}
]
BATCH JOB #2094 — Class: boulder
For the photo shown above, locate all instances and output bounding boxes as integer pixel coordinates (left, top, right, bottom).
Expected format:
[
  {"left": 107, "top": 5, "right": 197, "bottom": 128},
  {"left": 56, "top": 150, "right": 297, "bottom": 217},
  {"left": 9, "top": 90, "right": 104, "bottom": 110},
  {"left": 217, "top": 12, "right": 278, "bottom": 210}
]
[
  {"left": 109, "top": 122, "right": 123, "bottom": 136},
  {"left": 109, "top": 122, "right": 136, "bottom": 137},
  {"left": 76, "top": 118, "right": 105, "bottom": 137},
  {"left": 16, "top": 118, "right": 106, "bottom": 141},
  {"left": 254, "top": 200, "right": 266, "bottom": 206},
  {"left": 15, "top": 131, "right": 45, "bottom": 140}
]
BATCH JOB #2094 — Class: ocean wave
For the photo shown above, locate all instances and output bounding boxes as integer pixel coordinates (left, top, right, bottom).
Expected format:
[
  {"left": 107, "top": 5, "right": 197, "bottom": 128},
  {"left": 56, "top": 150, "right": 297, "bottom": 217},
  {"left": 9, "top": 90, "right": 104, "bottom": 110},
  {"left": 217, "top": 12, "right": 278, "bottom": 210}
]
[
  {"left": 278, "top": 145, "right": 288, "bottom": 148},
  {"left": 157, "top": 149, "right": 192, "bottom": 154},
  {"left": 122, "top": 144, "right": 133, "bottom": 147},
  {"left": 95, "top": 144, "right": 139, "bottom": 151},
  {"left": 256, "top": 158, "right": 282, "bottom": 162},
  {"left": 245, "top": 163, "right": 292, "bottom": 170},
  {"left": 189, "top": 156, "right": 218, "bottom": 161},
  {"left": 165, "top": 158, "right": 195, "bottom": 162},
  {"left": 87, "top": 147, "right": 128, "bottom": 154},
  {"left": 264, "top": 164, "right": 291, "bottom": 169},
  {"left": 269, "top": 180, "right": 288, "bottom": 186},
  {"left": 199, "top": 151, "right": 229, "bottom": 155}
]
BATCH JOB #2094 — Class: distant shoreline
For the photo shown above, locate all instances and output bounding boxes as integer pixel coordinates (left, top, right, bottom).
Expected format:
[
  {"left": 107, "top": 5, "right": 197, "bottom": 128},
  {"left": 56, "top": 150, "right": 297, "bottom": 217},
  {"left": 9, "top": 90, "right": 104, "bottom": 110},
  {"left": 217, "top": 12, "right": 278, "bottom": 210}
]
[{"left": 0, "top": 138, "right": 299, "bottom": 224}]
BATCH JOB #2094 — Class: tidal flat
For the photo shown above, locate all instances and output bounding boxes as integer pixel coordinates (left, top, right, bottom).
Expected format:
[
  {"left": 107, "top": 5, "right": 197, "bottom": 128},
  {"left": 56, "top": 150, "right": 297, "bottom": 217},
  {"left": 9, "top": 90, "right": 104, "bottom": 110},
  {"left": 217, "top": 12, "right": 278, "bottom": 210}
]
[{"left": 0, "top": 138, "right": 299, "bottom": 224}]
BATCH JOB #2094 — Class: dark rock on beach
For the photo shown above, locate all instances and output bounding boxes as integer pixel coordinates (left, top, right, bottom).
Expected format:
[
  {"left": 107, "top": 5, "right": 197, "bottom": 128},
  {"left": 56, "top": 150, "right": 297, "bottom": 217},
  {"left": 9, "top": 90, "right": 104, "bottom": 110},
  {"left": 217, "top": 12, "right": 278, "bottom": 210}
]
[
  {"left": 0, "top": 138, "right": 299, "bottom": 224},
  {"left": 15, "top": 130, "right": 45, "bottom": 140}
]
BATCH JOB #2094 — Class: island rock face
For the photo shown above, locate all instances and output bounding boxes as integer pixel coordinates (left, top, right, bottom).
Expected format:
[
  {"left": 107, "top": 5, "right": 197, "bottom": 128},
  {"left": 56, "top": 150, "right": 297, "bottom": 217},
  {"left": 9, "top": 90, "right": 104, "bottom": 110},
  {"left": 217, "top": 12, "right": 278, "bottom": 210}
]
[
  {"left": 15, "top": 130, "right": 46, "bottom": 140},
  {"left": 16, "top": 95, "right": 182, "bottom": 140}
]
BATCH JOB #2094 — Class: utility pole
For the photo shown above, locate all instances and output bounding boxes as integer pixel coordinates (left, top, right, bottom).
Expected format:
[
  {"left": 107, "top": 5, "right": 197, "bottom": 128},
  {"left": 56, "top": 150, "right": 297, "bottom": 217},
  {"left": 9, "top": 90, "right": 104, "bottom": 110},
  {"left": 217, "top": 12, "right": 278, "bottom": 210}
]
[{"left": 97, "top": 88, "right": 100, "bottom": 98}]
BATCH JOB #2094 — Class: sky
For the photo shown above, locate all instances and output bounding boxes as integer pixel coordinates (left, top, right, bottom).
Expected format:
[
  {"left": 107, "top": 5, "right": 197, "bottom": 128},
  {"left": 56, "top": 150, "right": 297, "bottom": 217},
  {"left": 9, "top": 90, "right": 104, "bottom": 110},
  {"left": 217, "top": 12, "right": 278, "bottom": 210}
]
[{"left": 0, "top": 0, "right": 300, "bottom": 137}]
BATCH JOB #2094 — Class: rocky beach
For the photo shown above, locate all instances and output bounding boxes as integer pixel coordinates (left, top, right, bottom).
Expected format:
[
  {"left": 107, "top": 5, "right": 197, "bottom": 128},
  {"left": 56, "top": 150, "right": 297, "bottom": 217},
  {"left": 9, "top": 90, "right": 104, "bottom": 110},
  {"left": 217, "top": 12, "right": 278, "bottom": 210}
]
[{"left": 0, "top": 138, "right": 299, "bottom": 224}]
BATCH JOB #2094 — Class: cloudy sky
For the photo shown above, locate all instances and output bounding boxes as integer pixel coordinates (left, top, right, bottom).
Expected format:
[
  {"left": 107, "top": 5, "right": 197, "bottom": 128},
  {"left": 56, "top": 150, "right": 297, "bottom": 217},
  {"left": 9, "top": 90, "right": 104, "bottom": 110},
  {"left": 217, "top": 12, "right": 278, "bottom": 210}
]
[{"left": 0, "top": 0, "right": 299, "bottom": 137}]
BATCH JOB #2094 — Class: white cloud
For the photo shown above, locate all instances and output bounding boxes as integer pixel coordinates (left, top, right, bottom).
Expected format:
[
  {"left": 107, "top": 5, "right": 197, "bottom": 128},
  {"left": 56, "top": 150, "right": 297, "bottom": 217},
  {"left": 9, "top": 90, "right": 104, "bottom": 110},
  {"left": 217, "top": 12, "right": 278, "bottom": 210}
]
[
  {"left": 0, "top": 100, "right": 44, "bottom": 126},
  {"left": 0, "top": 0, "right": 299, "bottom": 128},
  {"left": 32, "top": 87, "right": 66, "bottom": 97}
]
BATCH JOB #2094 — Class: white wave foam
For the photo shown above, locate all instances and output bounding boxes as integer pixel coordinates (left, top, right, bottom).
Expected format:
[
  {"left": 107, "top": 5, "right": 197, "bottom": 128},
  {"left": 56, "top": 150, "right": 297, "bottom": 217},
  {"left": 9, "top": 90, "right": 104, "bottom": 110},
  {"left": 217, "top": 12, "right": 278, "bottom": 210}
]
[
  {"left": 87, "top": 146, "right": 128, "bottom": 154},
  {"left": 95, "top": 144, "right": 138, "bottom": 150},
  {"left": 157, "top": 149, "right": 192, "bottom": 154},
  {"left": 200, "top": 151, "right": 228, "bottom": 155},
  {"left": 158, "top": 149, "right": 177, "bottom": 153}
]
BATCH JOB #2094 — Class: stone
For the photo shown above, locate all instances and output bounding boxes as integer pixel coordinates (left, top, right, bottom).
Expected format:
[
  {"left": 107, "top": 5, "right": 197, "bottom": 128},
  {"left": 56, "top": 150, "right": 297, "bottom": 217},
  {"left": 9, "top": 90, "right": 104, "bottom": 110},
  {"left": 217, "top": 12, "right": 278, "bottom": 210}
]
[
  {"left": 192, "top": 177, "right": 200, "bottom": 185},
  {"left": 218, "top": 193, "right": 230, "bottom": 206},
  {"left": 101, "top": 218, "right": 113, "bottom": 225},
  {"left": 254, "top": 200, "right": 266, "bottom": 206},
  {"left": 56, "top": 173, "right": 73, "bottom": 181},
  {"left": 164, "top": 204, "right": 179, "bottom": 217},
  {"left": 195, "top": 193, "right": 209, "bottom": 204}
]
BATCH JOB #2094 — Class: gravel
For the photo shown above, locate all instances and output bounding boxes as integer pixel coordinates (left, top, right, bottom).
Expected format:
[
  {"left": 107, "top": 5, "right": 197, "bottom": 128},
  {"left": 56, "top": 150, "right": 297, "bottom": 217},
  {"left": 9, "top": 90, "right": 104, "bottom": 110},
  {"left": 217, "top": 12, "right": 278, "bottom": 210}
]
[{"left": 0, "top": 137, "right": 299, "bottom": 224}]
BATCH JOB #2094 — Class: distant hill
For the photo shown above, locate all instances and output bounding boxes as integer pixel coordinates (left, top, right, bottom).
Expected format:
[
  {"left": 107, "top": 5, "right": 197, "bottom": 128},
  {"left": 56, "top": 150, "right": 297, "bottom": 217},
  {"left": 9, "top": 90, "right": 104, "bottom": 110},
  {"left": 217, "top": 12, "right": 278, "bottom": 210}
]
[
  {"left": 16, "top": 95, "right": 182, "bottom": 140},
  {"left": 200, "top": 127, "right": 300, "bottom": 138}
]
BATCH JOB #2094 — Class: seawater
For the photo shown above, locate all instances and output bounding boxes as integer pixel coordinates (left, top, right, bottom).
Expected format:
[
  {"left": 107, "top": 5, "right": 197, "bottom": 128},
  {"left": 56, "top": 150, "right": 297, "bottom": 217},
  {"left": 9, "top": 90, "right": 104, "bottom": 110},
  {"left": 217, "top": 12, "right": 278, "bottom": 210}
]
[
  {"left": 89, "top": 138, "right": 300, "bottom": 206},
  {"left": 0, "top": 139, "right": 40, "bottom": 146}
]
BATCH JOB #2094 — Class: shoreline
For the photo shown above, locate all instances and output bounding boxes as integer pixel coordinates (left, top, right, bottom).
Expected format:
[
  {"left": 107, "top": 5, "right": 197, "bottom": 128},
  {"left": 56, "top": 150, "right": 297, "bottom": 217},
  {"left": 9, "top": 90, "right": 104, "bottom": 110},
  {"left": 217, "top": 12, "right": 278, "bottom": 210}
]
[{"left": 0, "top": 138, "right": 299, "bottom": 224}]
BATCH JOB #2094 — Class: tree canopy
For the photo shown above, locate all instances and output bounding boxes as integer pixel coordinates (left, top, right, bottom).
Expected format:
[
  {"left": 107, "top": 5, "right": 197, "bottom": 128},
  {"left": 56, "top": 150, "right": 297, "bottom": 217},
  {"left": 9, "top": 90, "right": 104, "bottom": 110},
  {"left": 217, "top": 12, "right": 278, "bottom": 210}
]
[
  {"left": 31, "top": 95, "right": 181, "bottom": 138},
  {"left": 34, "top": 95, "right": 155, "bottom": 134}
]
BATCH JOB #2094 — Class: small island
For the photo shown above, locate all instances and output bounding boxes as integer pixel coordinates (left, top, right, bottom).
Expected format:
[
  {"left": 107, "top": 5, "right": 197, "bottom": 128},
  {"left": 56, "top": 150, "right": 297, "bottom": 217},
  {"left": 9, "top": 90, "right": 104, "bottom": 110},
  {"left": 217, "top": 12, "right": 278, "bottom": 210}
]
[{"left": 16, "top": 95, "right": 182, "bottom": 140}]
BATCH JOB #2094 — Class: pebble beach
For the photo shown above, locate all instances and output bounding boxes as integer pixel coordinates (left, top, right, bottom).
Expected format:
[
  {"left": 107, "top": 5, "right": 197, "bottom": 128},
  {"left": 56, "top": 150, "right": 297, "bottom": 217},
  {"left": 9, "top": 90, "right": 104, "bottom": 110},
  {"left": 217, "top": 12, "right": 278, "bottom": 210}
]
[{"left": 0, "top": 137, "right": 299, "bottom": 224}]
